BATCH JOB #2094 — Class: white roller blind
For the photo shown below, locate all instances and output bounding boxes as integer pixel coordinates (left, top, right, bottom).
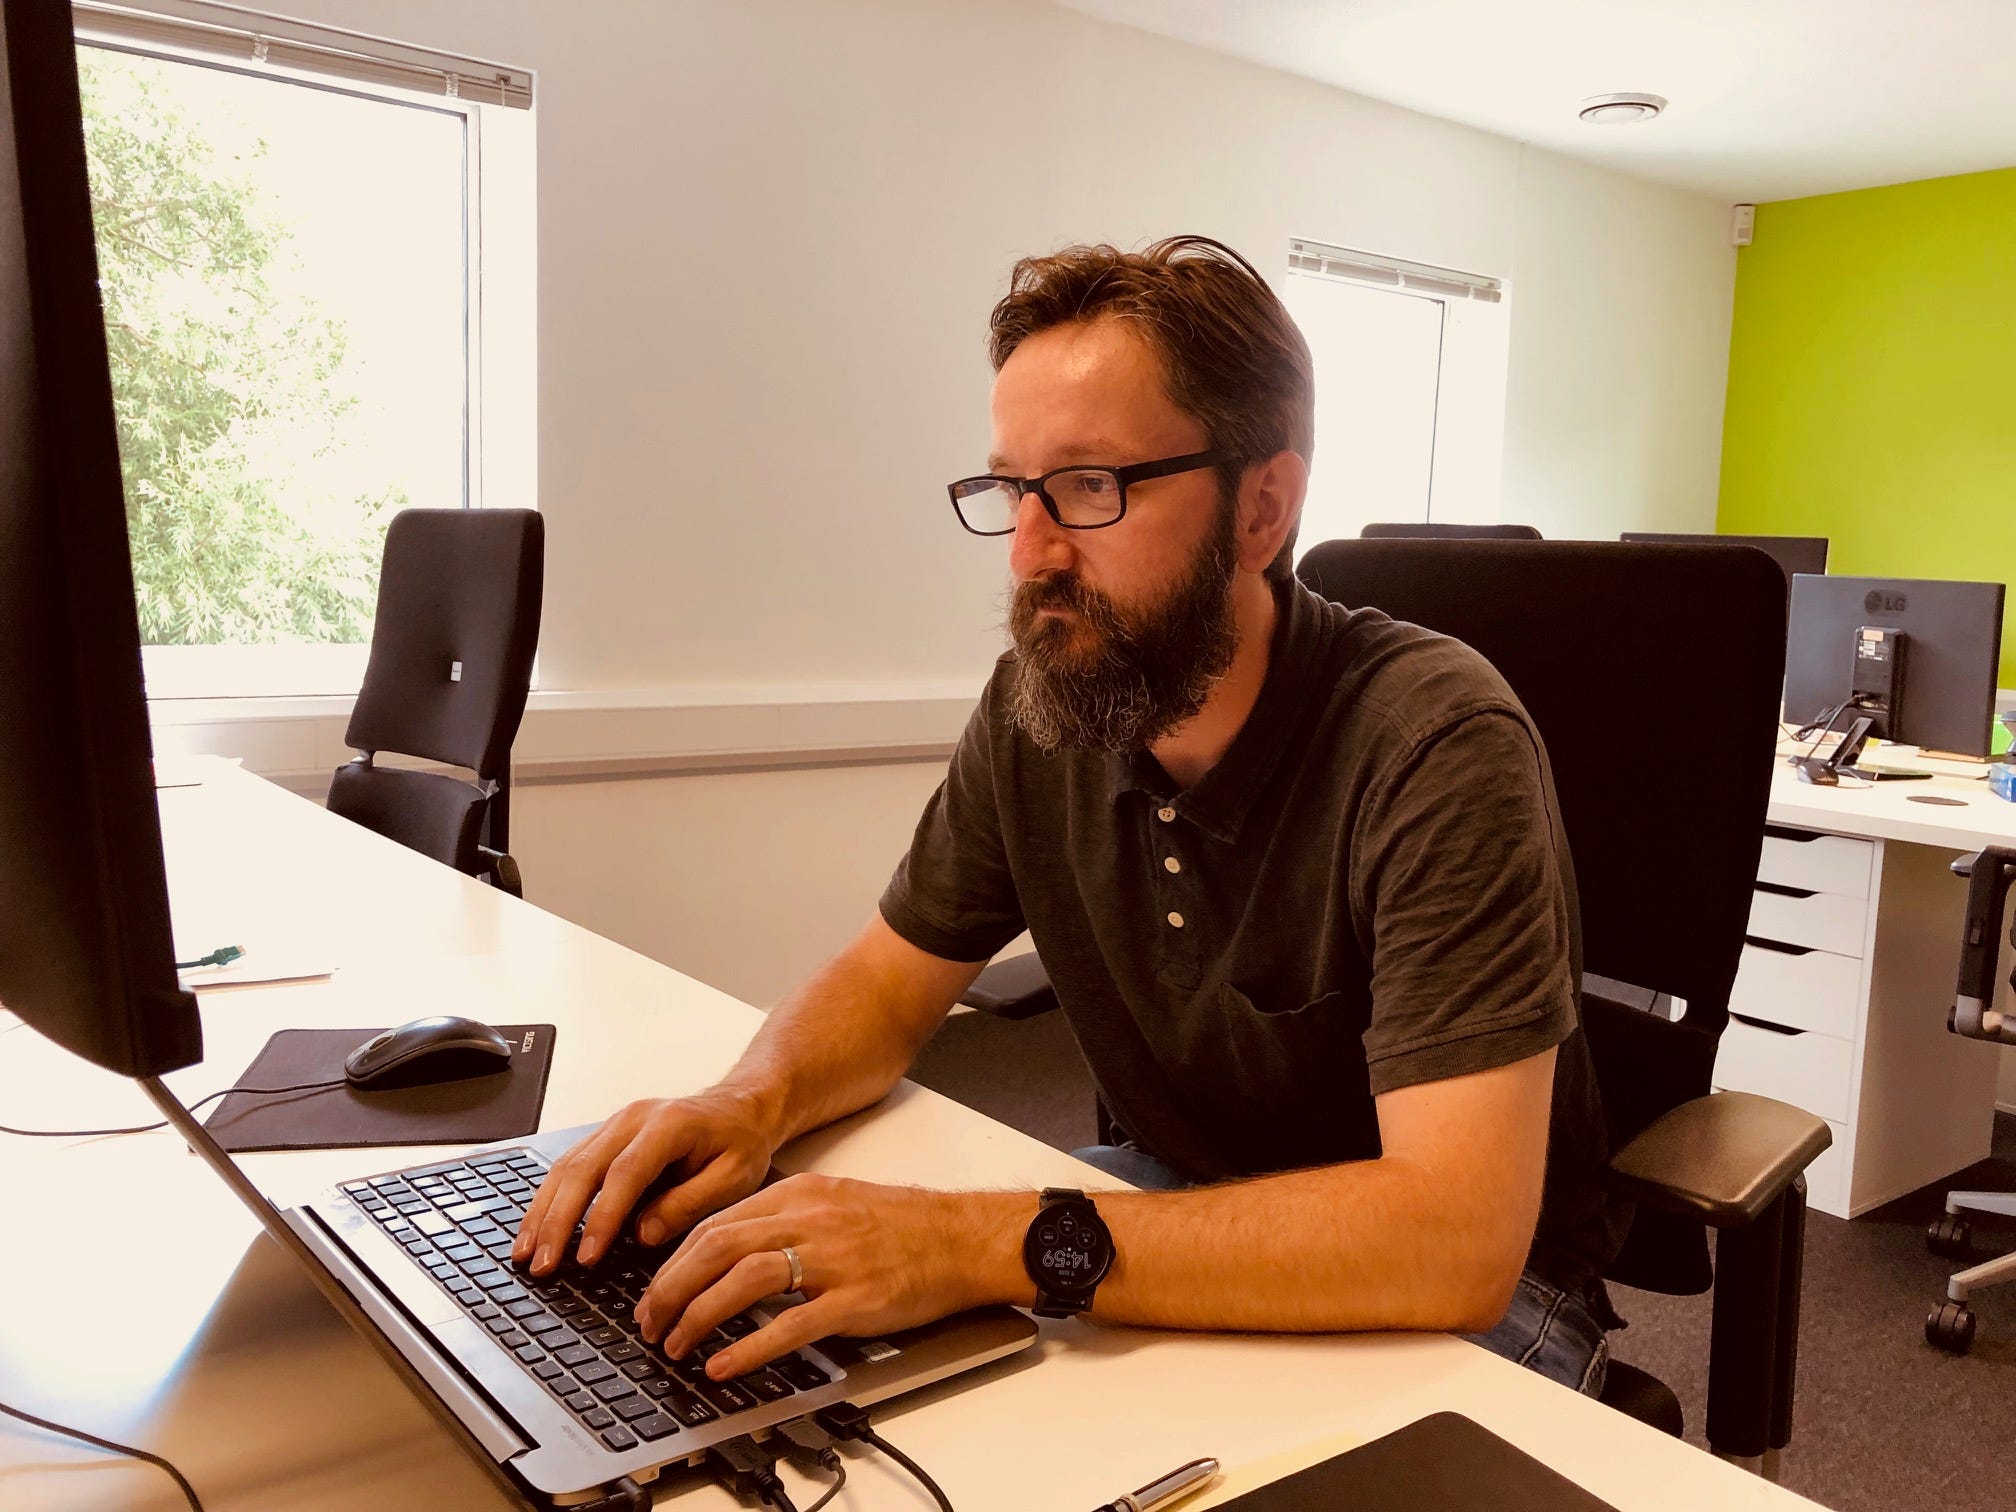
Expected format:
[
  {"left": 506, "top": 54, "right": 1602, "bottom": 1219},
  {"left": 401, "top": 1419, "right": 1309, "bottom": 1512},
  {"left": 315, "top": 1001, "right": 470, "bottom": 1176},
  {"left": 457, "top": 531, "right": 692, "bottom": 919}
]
[
  {"left": 72, "top": 0, "right": 532, "bottom": 108},
  {"left": 1289, "top": 238, "right": 1501, "bottom": 303}
]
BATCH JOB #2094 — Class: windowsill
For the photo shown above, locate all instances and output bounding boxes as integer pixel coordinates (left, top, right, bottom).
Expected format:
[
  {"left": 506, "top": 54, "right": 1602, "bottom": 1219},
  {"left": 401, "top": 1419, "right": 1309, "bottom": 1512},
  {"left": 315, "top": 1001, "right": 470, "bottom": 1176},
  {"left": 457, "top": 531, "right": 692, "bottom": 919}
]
[{"left": 148, "top": 682, "right": 982, "bottom": 789}]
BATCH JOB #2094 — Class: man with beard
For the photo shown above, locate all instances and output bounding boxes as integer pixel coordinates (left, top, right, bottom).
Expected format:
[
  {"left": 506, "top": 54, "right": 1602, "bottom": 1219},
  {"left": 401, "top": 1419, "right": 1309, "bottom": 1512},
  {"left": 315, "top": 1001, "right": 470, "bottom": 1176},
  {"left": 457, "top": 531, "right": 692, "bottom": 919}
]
[{"left": 518, "top": 237, "right": 1623, "bottom": 1396}]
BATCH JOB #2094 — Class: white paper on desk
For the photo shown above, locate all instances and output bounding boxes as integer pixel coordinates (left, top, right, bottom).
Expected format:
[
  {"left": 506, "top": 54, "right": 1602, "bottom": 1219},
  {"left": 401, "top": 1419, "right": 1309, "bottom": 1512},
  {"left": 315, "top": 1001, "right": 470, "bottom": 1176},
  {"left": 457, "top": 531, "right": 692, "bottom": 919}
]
[{"left": 178, "top": 954, "right": 338, "bottom": 990}]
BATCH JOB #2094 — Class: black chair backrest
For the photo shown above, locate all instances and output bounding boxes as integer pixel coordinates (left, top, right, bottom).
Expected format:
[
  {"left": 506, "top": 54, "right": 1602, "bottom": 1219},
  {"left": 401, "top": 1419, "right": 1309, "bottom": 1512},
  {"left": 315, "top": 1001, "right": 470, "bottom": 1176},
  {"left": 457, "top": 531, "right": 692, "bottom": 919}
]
[
  {"left": 1298, "top": 538, "right": 1786, "bottom": 1293},
  {"left": 344, "top": 508, "right": 544, "bottom": 780},
  {"left": 1359, "top": 522, "right": 1543, "bottom": 540}
]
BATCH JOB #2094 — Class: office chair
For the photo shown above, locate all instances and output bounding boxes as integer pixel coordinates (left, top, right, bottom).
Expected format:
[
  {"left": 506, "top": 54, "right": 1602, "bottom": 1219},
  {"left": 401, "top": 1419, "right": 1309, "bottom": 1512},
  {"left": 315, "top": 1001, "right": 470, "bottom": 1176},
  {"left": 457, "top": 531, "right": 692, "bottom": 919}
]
[
  {"left": 1358, "top": 521, "right": 1542, "bottom": 539},
  {"left": 961, "top": 539, "right": 1827, "bottom": 1476},
  {"left": 1924, "top": 844, "right": 2016, "bottom": 1354},
  {"left": 326, "top": 508, "right": 544, "bottom": 898}
]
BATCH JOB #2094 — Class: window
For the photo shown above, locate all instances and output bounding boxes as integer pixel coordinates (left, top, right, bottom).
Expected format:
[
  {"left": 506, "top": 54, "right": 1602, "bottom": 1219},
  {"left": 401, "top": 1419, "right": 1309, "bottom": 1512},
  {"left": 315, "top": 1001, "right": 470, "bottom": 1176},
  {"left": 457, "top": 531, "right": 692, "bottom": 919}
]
[
  {"left": 72, "top": 5, "right": 535, "bottom": 699},
  {"left": 1283, "top": 240, "right": 1510, "bottom": 550}
]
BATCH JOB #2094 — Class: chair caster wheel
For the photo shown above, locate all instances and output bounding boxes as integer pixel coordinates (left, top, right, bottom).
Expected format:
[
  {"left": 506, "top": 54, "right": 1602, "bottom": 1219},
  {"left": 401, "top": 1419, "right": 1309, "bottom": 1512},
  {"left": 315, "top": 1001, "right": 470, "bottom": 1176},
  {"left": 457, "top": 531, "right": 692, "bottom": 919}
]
[
  {"left": 1927, "top": 1215, "right": 1973, "bottom": 1259},
  {"left": 1926, "top": 1301, "right": 1976, "bottom": 1354}
]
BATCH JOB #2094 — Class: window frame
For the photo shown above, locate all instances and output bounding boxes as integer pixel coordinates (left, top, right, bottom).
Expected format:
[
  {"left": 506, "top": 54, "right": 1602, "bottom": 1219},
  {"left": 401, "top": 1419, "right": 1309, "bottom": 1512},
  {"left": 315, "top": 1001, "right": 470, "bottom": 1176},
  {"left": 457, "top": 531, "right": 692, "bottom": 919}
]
[
  {"left": 72, "top": 25, "right": 528, "bottom": 700},
  {"left": 1284, "top": 239, "right": 1511, "bottom": 540}
]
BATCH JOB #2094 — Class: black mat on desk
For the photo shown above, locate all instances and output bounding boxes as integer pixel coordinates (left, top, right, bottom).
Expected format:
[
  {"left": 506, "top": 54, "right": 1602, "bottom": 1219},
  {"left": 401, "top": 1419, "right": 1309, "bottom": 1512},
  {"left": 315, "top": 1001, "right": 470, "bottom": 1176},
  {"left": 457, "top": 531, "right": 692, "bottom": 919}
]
[
  {"left": 1215, "top": 1412, "right": 1618, "bottom": 1511},
  {"left": 203, "top": 1025, "right": 555, "bottom": 1152}
]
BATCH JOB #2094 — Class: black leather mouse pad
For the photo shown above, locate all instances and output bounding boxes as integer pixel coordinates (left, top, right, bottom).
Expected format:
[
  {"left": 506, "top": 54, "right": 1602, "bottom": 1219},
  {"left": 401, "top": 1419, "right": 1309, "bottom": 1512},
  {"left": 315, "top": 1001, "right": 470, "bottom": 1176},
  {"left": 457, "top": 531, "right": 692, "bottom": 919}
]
[
  {"left": 203, "top": 1025, "right": 556, "bottom": 1153},
  {"left": 1213, "top": 1412, "right": 1620, "bottom": 1511}
]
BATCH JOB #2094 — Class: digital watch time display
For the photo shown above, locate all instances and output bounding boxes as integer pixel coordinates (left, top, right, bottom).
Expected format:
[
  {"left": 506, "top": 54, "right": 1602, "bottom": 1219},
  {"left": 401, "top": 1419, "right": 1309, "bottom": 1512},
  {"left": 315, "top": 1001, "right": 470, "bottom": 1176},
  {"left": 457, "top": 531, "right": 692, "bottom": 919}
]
[{"left": 1022, "top": 1187, "right": 1114, "bottom": 1318}]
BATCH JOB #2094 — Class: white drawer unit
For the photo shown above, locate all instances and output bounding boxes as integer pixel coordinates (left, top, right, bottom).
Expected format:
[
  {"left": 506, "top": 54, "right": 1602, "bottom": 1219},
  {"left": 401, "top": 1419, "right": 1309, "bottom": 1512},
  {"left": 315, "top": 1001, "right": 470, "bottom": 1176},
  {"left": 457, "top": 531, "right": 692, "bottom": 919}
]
[
  {"left": 1799, "top": 1120, "right": 1850, "bottom": 1216},
  {"left": 1729, "top": 940, "right": 1863, "bottom": 1041},
  {"left": 1714, "top": 1016, "right": 1854, "bottom": 1124},
  {"left": 1756, "top": 828, "right": 1876, "bottom": 900},
  {"left": 1747, "top": 884, "right": 1871, "bottom": 958}
]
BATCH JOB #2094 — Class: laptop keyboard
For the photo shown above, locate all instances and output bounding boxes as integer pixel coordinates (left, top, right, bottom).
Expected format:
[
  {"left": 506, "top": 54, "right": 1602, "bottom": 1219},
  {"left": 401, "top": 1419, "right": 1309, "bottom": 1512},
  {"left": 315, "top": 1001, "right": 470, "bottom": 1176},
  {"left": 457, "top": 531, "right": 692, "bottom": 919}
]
[{"left": 342, "top": 1149, "right": 836, "bottom": 1454}]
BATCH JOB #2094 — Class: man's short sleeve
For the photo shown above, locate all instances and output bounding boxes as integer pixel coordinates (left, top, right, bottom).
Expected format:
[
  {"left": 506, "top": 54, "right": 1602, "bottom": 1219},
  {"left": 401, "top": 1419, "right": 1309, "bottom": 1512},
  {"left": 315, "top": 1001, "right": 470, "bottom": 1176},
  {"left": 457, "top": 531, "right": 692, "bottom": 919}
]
[
  {"left": 1355, "top": 709, "right": 1577, "bottom": 1096},
  {"left": 878, "top": 679, "right": 1026, "bottom": 963}
]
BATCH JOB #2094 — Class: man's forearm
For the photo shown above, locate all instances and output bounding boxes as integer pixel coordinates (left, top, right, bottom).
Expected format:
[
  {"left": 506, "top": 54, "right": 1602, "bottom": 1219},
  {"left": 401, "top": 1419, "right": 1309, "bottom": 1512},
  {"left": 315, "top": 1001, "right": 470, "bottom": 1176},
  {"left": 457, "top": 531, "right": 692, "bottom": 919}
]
[
  {"left": 715, "top": 920, "right": 979, "bottom": 1153},
  {"left": 959, "top": 1156, "right": 1530, "bottom": 1336}
]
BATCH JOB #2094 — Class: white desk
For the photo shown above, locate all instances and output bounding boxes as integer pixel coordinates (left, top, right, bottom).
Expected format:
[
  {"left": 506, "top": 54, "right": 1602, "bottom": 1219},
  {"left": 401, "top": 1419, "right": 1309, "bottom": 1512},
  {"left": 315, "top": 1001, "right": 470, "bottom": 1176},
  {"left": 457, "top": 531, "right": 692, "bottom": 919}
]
[
  {"left": 1718, "top": 758, "right": 2016, "bottom": 1217},
  {"left": 0, "top": 762, "right": 1822, "bottom": 1511}
]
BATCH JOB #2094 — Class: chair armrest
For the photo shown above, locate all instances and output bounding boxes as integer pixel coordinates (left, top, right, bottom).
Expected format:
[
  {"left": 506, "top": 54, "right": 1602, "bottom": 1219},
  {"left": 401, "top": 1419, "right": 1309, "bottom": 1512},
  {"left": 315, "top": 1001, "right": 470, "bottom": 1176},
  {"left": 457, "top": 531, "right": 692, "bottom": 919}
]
[
  {"left": 958, "top": 952, "right": 1059, "bottom": 1021},
  {"left": 1604, "top": 1091, "right": 1832, "bottom": 1229}
]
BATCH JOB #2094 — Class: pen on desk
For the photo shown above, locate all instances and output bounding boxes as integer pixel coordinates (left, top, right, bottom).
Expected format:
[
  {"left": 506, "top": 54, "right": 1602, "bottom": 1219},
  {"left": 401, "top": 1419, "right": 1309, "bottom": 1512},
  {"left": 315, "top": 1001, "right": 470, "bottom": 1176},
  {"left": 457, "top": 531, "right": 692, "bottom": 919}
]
[{"left": 1090, "top": 1456, "right": 1219, "bottom": 1512}]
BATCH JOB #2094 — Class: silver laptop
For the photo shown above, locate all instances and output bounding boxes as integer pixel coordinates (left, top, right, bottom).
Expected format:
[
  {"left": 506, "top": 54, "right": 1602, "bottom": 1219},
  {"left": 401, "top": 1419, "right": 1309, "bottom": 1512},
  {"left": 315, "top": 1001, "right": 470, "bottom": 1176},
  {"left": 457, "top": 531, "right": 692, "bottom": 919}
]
[{"left": 171, "top": 1106, "right": 1038, "bottom": 1509}]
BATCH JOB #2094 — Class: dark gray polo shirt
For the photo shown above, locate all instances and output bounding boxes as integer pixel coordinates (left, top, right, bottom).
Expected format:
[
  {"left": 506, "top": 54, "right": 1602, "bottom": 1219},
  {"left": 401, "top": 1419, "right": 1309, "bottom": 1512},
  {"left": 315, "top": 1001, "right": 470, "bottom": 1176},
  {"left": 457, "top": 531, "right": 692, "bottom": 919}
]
[{"left": 880, "top": 578, "right": 1624, "bottom": 1297}]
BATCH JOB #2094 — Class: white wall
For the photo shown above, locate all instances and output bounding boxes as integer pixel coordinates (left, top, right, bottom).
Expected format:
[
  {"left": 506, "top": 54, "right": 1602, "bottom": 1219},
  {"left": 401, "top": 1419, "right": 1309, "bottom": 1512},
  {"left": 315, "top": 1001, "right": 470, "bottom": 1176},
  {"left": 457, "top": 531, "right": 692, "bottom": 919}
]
[
  {"left": 199, "top": 0, "right": 1738, "bottom": 995},
  {"left": 510, "top": 760, "right": 949, "bottom": 1007},
  {"left": 270, "top": 0, "right": 1734, "bottom": 704}
]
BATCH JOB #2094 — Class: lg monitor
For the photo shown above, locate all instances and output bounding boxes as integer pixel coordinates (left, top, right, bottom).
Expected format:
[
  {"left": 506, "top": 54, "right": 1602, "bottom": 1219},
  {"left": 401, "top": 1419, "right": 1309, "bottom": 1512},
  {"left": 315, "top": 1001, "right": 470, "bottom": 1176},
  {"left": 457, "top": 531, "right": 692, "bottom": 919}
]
[
  {"left": 0, "top": 0, "right": 200, "bottom": 1075},
  {"left": 1621, "top": 533, "right": 1828, "bottom": 598},
  {"left": 1783, "top": 575, "right": 2006, "bottom": 759}
]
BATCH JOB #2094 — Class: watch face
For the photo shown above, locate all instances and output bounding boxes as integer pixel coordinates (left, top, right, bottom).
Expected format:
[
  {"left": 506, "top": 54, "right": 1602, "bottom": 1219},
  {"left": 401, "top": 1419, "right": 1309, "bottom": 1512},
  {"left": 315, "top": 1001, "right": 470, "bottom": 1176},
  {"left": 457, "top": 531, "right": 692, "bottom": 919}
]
[{"left": 1026, "top": 1198, "right": 1113, "bottom": 1295}]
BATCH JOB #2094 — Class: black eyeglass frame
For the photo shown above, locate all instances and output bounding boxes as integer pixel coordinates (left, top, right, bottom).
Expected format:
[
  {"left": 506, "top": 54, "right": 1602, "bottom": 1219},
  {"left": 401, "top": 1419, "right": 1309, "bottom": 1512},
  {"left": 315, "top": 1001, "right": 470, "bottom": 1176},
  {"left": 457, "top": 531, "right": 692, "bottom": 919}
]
[{"left": 946, "top": 448, "right": 1238, "bottom": 536}]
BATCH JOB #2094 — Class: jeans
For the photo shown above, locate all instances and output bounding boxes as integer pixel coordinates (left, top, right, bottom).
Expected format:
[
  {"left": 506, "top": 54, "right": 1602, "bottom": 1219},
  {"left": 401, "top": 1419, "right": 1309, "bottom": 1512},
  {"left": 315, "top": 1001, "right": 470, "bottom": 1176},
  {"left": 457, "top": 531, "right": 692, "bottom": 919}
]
[{"left": 1070, "top": 1142, "right": 1610, "bottom": 1397}]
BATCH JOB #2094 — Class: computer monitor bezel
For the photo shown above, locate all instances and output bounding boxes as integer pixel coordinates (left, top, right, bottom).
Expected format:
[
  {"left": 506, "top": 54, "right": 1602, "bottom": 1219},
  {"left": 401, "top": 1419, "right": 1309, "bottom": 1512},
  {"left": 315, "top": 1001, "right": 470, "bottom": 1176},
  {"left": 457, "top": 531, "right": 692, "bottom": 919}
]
[{"left": 0, "top": 0, "right": 200, "bottom": 1075}]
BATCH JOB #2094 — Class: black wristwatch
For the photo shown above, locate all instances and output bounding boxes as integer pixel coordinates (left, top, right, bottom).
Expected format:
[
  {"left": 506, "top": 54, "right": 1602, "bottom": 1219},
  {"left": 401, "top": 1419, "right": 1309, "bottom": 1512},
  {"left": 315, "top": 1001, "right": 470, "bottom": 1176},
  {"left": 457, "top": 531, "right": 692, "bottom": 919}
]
[{"left": 1022, "top": 1188, "right": 1114, "bottom": 1318}]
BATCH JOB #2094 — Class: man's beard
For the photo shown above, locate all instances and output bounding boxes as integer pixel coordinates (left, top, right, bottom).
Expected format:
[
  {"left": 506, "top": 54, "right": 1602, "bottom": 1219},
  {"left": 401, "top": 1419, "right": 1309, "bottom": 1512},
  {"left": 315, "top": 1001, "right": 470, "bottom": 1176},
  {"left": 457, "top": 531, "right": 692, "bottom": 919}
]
[{"left": 1005, "top": 505, "right": 1241, "bottom": 754}]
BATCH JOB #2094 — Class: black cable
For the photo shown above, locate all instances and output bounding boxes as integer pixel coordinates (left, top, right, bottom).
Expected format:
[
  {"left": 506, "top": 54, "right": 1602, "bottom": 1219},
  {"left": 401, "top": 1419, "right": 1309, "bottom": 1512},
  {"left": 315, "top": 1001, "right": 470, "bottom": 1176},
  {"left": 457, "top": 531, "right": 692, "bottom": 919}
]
[
  {"left": 802, "top": 1457, "right": 846, "bottom": 1512},
  {"left": 0, "top": 1397, "right": 204, "bottom": 1511},
  {"left": 0, "top": 1078, "right": 345, "bottom": 1138},
  {"left": 859, "top": 1427, "right": 955, "bottom": 1512}
]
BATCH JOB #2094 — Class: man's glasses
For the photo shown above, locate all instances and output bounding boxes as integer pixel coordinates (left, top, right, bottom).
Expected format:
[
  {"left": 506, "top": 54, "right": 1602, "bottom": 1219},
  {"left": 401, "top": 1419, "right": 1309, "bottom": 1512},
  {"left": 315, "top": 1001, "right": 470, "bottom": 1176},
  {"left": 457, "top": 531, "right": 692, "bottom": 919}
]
[{"left": 947, "top": 449, "right": 1235, "bottom": 536}]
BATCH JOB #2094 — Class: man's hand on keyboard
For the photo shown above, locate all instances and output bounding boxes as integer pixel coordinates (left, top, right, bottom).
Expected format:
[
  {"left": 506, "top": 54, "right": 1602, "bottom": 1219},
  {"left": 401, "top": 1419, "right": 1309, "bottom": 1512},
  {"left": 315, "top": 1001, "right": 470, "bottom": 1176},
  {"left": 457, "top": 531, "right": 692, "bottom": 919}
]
[
  {"left": 630, "top": 1174, "right": 1030, "bottom": 1381},
  {"left": 513, "top": 1090, "right": 778, "bottom": 1276}
]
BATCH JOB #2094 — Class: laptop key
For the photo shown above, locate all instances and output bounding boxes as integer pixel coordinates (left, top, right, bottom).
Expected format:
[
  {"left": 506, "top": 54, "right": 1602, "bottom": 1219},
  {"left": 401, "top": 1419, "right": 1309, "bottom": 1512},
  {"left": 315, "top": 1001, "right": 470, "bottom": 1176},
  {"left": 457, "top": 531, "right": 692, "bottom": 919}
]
[
  {"left": 531, "top": 1361, "right": 565, "bottom": 1381},
  {"left": 622, "top": 1359, "right": 659, "bottom": 1381},
  {"left": 691, "top": 1376, "right": 756, "bottom": 1414},
  {"left": 505, "top": 1299, "right": 544, "bottom": 1320},
  {"left": 574, "top": 1361, "right": 617, "bottom": 1385},
  {"left": 514, "top": 1343, "right": 546, "bottom": 1364},
  {"left": 525, "top": 1314, "right": 566, "bottom": 1336},
  {"left": 483, "top": 1316, "right": 515, "bottom": 1336},
  {"left": 629, "top": 1411, "right": 678, "bottom": 1442},
  {"left": 660, "top": 1389, "right": 719, "bottom": 1429},
  {"left": 592, "top": 1378, "right": 638, "bottom": 1403},
  {"left": 600, "top": 1426, "right": 638, "bottom": 1452},
  {"left": 603, "top": 1340, "right": 643, "bottom": 1364},
  {"left": 717, "top": 1314, "right": 757, "bottom": 1338},
  {"left": 550, "top": 1298, "right": 591, "bottom": 1319},
  {"left": 470, "top": 1304, "right": 503, "bottom": 1322},
  {"left": 581, "top": 1406, "right": 616, "bottom": 1430},
  {"left": 740, "top": 1369, "right": 793, "bottom": 1404},
  {"left": 499, "top": 1330, "right": 528, "bottom": 1349},
  {"left": 612, "top": 1395, "right": 656, "bottom": 1422},
  {"left": 583, "top": 1326, "right": 623, "bottom": 1348},
  {"left": 773, "top": 1353, "right": 831, "bottom": 1391},
  {"left": 554, "top": 1344, "right": 597, "bottom": 1368},
  {"left": 563, "top": 1391, "right": 595, "bottom": 1413}
]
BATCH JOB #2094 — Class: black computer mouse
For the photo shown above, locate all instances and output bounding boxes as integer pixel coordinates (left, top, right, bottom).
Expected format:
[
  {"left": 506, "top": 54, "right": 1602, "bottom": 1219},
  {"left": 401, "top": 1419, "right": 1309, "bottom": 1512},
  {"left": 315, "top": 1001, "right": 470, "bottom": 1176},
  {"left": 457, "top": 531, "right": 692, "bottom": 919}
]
[{"left": 344, "top": 1015, "right": 512, "bottom": 1090}]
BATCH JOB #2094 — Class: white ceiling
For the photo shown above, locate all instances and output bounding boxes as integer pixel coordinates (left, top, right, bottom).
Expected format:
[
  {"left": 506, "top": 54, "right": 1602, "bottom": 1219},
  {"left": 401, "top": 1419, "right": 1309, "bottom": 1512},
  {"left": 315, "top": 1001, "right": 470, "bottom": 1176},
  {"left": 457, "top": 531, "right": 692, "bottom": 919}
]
[{"left": 1060, "top": 0, "right": 2016, "bottom": 203}]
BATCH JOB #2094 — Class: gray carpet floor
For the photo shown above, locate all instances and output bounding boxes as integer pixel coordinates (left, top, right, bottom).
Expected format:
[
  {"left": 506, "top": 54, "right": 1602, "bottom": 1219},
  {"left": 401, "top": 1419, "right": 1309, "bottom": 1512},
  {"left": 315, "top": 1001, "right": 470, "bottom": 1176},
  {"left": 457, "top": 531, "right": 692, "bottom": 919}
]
[{"left": 907, "top": 1008, "right": 2016, "bottom": 1512}]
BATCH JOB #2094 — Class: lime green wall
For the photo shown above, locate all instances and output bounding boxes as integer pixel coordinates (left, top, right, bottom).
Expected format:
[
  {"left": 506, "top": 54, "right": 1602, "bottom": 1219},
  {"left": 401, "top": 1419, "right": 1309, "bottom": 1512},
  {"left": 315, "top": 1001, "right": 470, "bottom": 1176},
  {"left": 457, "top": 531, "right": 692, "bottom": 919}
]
[{"left": 1717, "top": 167, "right": 2016, "bottom": 698}]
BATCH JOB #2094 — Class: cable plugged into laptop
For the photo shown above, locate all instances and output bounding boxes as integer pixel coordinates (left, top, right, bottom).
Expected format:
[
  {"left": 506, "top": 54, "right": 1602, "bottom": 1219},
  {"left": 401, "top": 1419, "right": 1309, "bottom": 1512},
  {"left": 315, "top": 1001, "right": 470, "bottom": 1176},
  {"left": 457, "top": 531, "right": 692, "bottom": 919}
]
[
  {"left": 708, "top": 1434, "right": 800, "bottom": 1512},
  {"left": 814, "top": 1402, "right": 957, "bottom": 1511}
]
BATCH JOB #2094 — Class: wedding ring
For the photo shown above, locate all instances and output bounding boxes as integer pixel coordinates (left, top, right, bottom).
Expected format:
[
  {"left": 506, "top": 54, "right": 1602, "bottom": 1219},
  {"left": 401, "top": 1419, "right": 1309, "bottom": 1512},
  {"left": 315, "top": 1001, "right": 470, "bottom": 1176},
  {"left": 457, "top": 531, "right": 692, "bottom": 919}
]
[{"left": 780, "top": 1244, "right": 804, "bottom": 1291}]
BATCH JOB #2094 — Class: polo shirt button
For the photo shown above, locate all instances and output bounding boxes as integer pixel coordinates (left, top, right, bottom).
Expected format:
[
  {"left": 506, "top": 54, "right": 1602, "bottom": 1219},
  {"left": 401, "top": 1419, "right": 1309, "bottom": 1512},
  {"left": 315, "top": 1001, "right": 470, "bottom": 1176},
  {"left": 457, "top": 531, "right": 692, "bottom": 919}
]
[
  {"left": 1163, "top": 856, "right": 1181, "bottom": 874},
  {"left": 1157, "top": 806, "right": 1176, "bottom": 822},
  {"left": 1167, "top": 911, "right": 1185, "bottom": 928}
]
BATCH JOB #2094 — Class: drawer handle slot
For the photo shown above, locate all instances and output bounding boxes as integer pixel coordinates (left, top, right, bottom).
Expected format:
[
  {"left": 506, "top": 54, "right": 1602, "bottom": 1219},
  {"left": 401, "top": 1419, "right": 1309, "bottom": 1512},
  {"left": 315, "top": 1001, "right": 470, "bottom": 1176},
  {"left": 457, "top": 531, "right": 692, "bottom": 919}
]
[
  {"left": 1764, "top": 825, "right": 1826, "bottom": 844},
  {"left": 1731, "top": 1012, "right": 1802, "bottom": 1036},
  {"left": 1745, "top": 936, "right": 1816, "bottom": 957},
  {"left": 1755, "top": 881, "right": 1818, "bottom": 900}
]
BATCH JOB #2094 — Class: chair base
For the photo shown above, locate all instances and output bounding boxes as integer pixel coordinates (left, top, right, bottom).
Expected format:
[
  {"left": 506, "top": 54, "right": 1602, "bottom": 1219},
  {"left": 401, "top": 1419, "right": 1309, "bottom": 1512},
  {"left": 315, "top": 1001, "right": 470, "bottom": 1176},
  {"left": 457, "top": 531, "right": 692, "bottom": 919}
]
[{"left": 1924, "top": 1191, "right": 2016, "bottom": 1354}]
